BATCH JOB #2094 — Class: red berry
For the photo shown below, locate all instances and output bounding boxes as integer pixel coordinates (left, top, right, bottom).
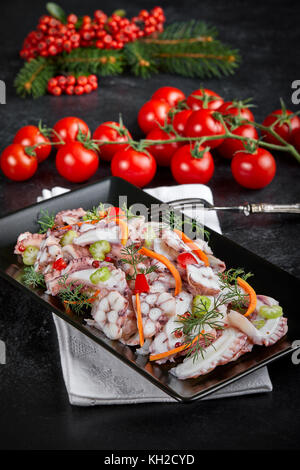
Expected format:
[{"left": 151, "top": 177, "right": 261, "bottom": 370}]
[
  {"left": 48, "top": 45, "right": 58, "bottom": 55},
  {"left": 51, "top": 86, "right": 62, "bottom": 96},
  {"left": 77, "top": 76, "right": 88, "bottom": 86},
  {"left": 175, "top": 342, "right": 182, "bottom": 348},
  {"left": 84, "top": 84, "right": 93, "bottom": 94},
  {"left": 174, "top": 330, "right": 183, "bottom": 338},
  {"left": 92, "top": 260, "right": 100, "bottom": 268},
  {"left": 104, "top": 256, "right": 113, "bottom": 263},
  {"left": 66, "top": 85, "right": 74, "bottom": 95},
  {"left": 74, "top": 85, "right": 84, "bottom": 95},
  {"left": 57, "top": 76, "right": 67, "bottom": 88},
  {"left": 66, "top": 75, "right": 76, "bottom": 85},
  {"left": 67, "top": 14, "right": 78, "bottom": 24},
  {"left": 48, "top": 77, "right": 58, "bottom": 88},
  {"left": 88, "top": 74, "right": 98, "bottom": 84}
]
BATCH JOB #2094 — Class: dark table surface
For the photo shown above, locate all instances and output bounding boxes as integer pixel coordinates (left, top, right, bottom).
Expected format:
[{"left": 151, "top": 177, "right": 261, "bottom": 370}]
[{"left": 0, "top": 0, "right": 300, "bottom": 451}]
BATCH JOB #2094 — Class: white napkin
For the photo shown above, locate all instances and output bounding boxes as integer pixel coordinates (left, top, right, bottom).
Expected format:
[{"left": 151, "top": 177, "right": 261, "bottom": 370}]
[{"left": 37, "top": 185, "right": 272, "bottom": 405}]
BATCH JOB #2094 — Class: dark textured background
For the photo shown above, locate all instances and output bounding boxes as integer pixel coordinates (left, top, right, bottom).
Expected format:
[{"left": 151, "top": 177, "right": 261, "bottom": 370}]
[{"left": 0, "top": 0, "right": 300, "bottom": 450}]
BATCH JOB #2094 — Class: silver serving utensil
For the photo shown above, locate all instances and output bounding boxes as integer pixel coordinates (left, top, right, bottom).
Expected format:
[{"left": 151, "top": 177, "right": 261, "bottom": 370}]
[{"left": 150, "top": 198, "right": 300, "bottom": 217}]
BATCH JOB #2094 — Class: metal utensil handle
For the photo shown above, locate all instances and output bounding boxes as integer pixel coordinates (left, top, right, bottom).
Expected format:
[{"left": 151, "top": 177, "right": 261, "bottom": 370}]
[{"left": 250, "top": 203, "right": 300, "bottom": 214}]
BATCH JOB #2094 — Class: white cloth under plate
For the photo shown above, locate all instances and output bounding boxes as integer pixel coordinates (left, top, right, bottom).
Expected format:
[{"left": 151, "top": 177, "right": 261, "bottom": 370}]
[{"left": 37, "top": 185, "right": 272, "bottom": 405}]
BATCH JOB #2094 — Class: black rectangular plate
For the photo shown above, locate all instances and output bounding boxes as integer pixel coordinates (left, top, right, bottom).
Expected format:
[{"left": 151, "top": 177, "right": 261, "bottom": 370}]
[{"left": 0, "top": 176, "right": 298, "bottom": 402}]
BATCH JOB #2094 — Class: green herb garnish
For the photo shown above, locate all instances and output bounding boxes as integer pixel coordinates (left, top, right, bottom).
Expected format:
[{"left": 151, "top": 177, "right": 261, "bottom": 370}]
[
  {"left": 37, "top": 209, "right": 56, "bottom": 233},
  {"left": 22, "top": 266, "right": 45, "bottom": 289}
]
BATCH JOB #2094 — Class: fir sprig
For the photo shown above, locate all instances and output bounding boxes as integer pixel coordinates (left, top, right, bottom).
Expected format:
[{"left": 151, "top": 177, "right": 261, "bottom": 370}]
[
  {"left": 23, "top": 267, "right": 46, "bottom": 289},
  {"left": 14, "top": 57, "right": 56, "bottom": 98},
  {"left": 15, "top": 20, "right": 240, "bottom": 98}
]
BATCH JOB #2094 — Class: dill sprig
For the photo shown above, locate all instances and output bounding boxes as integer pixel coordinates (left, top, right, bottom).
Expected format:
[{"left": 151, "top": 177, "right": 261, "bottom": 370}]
[
  {"left": 120, "top": 243, "right": 157, "bottom": 280},
  {"left": 57, "top": 275, "right": 93, "bottom": 315},
  {"left": 37, "top": 209, "right": 56, "bottom": 233},
  {"left": 174, "top": 268, "right": 253, "bottom": 361},
  {"left": 22, "top": 266, "right": 46, "bottom": 289},
  {"left": 82, "top": 204, "right": 105, "bottom": 222}
]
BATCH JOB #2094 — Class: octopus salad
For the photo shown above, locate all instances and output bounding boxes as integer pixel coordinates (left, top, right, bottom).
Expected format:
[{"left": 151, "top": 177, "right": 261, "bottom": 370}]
[{"left": 15, "top": 203, "right": 288, "bottom": 380}]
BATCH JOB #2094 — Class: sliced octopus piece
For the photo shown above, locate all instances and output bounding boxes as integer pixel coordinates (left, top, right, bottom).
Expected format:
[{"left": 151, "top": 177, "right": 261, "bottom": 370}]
[
  {"left": 54, "top": 208, "right": 86, "bottom": 226},
  {"left": 170, "top": 327, "right": 248, "bottom": 379},
  {"left": 227, "top": 309, "right": 288, "bottom": 347},
  {"left": 74, "top": 223, "right": 121, "bottom": 246},
  {"left": 14, "top": 232, "right": 45, "bottom": 254},
  {"left": 186, "top": 263, "right": 221, "bottom": 296},
  {"left": 88, "top": 290, "right": 137, "bottom": 341},
  {"left": 132, "top": 291, "right": 176, "bottom": 339}
]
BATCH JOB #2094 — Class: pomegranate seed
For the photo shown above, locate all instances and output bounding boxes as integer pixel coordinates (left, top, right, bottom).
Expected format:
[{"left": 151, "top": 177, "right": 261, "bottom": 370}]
[{"left": 92, "top": 261, "right": 100, "bottom": 268}]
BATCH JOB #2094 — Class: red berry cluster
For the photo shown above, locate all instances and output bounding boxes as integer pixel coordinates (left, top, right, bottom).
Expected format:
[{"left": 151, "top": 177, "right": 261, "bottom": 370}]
[
  {"left": 81, "top": 7, "right": 165, "bottom": 50},
  {"left": 47, "top": 74, "right": 98, "bottom": 96},
  {"left": 20, "top": 7, "right": 165, "bottom": 61},
  {"left": 20, "top": 14, "right": 81, "bottom": 60}
]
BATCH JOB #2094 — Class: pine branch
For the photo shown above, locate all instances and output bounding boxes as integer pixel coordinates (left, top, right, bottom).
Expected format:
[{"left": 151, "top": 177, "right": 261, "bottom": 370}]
[
  {"left": 14, "top": 20, "right": 241, "bottom": 97},
  {"left": 57, "top": 48, "right": 124, "bottom": 76},
  {"left": 124, "top": 42, "right": 159, "bottom": 78},
  {"left": 155, "top": 20, "right": 218, "bottom": 42},
  {"left": 14, "top": 57, "right": 57, "bottom": 98}
]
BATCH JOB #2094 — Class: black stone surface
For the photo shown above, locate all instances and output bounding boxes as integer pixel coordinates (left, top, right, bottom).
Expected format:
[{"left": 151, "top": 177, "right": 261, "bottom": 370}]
[{"left": 0, "top": 0, "right": 299, "bottom": 450}]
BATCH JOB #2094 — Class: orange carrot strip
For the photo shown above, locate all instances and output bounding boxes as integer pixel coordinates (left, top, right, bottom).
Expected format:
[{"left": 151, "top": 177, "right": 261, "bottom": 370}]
[
  {"left": 139, "top": 246, "right": 182, "bottom": 296},
  {"left": 237, "top": 277, "right": 257, "bottom": 317},
  {"left": 135, "top": 293, "right": 144, "bottom": 347},
  {"left": 111, "top": 217, "right": 129, "bottom": 246},
  {"left": 149, "top": 331, "right": 205, "bottom": 362},
  {"left": 173, "top": 229, "right": 209, "bottom": 266}
]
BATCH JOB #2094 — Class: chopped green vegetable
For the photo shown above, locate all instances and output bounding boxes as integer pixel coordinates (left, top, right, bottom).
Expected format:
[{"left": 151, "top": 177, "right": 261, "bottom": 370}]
[
  {"left": 89, "top": 240, "right": 111, "bottom": 260},
  {"left": 144, "top": 226, "right": 157, "bottom": 247},
  {"left": 259, "top": 305, "right": 283, "bottom": 319},
  {"left": 90, "top": 267, "right": 111, "bottom": 284},
  {"left": 192, "top": 295, "right": 211, "bottom": 316},
  {"left": 253, "top": 319, "right": 266, "bottom": 330},
  {"left": 22, "top": 245, "right": 39, "bottom": 266},
  {"left": 60, "top": 230, "right": 78, "bottom": 246}
]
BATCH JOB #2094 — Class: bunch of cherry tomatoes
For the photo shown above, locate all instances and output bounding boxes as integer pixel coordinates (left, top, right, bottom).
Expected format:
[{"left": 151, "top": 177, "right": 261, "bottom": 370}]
[{"left": 1, "top": 85, "right": 300, "bottom": 189}]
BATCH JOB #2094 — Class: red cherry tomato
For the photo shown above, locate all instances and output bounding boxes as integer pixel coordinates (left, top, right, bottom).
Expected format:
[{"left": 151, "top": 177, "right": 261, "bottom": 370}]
[
  {"left": 186, "top": 88, "right": 224, "bottom": 111},
  {"left": 231, "top": 148, "right": 276, "bottom": 189},
  {"left": 134, "top": 273, "right": 150, "bottom": 294},
  {"left": 0, "top": 144, "right": 38, "bottom": 181},
  {"left": 138, "top": 100, "right": 171, "bottom": 134},
  {"left": 13, "top": 125, "right": 51, "bottom": 163},
  {"left": 52, "top": 117, "right": 90, "bottom": 145},
  {"left": 53, "top": 258, "right": 67, "bottom": 271},
  {"left": 145, "top": 128, "right": 182, "bottom": 166},
  {"left": 292, "top": 128, "right": 300, "bottom": 153},
  {"left": 262, "top": 109, "right": 300, "bottom": 145},
  {"left": 177, "top": 252, "right": 198, "bottom": 269},
  {"left": 92, "top": 121, "right": 132, "bottom": 161},
  {"left": 218, "top": 125, "right": 259, "bottom": 159},
  {"left": 172, "top": 109, "right": 193, "bottom": 135},
  {"left": 171, "top": 144, "right": 214, "bottom": 184},
  {"left": 219, "top": 101, "right": 255, "bottom": 122},
  {"left": 56, "top": 141, "right": 99, "bottom": 183},
  {"left": 184, "top": 110, "right": 225, "bottom": 148},
  {"left": 111, "top": 148, "right": 156, "bottom": 187},
  {"left": 151, "top": 86, "right": 186, "bottom": 107}
]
